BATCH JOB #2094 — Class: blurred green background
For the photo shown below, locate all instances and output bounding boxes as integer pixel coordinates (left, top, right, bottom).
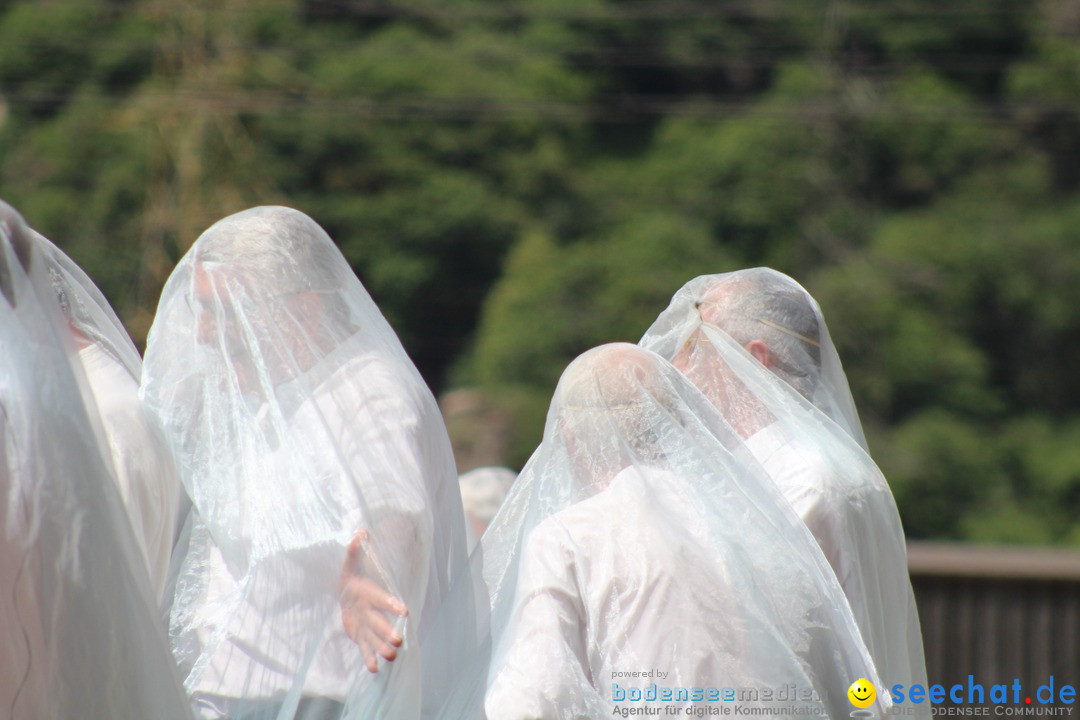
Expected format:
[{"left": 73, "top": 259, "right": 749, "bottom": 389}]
[{"left": 3, "top": 0, "right": 1080, "bottom": 546}]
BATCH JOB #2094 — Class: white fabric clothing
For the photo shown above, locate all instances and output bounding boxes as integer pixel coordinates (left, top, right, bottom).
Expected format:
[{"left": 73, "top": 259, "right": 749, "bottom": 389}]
[
  {"left": 429, "top": 343, "right": 886, "bottom": 719},
  {"left": 30, "top": 229, "right": 179, "bottom": 600},
  {"left": 486, "top": 467, "right": 746, "bottom": 718},
  {"left": 0, "top": 199, "right": 192, "bottom": 720},
  {"left": 744, "top": 420, "right": 924, "bottom": 688},
  {"left": 179, "top": 348, "right": 432, "bottom": 708},
  {"left": 79, "top": 342, "right": 179, "bottom": 599},
  {"left": 640, "top": 268, "right": 928, "bottom": 691},
  {"left": 142, "top": 205, "right": 473, "bottom": 719}
]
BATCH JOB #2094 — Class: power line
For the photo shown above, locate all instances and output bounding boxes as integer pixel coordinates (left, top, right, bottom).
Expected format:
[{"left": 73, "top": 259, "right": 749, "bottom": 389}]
[
  {"left": 46, "top": 35, "right": 1041, "bottom": 72},
  {"left": 0, "top": 0, "right": 1046, "bottom": 23},
  {"left": 0, "top": 84, "right": 1059, "bottom": 125},
  {"left": 286, "top": 0, "right": 1043, "bottom": 21}
]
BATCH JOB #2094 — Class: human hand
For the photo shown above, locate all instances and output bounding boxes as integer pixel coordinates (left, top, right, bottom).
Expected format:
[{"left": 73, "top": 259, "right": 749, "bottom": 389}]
[{"left": 339, "top": 529, "right": 409, "bottom": 673}]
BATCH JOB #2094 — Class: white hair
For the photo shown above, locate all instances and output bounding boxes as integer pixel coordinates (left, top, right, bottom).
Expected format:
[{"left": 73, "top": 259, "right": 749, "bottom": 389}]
[{"left": 700, "top": 269, "right": 821, "bottom": 399}]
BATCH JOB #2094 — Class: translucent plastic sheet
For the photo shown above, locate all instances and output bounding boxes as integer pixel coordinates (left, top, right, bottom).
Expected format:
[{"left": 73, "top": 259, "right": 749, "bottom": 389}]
[
  {"left": 141, "top": 206, "right": 474, "bottom": 719},
  {"left": 0, "top": 200, "right": 192, "bottom": 720},
  {"left": 640, "top": 268, "right": 928, "bottom": 692},
  {"left": 35, "top": 230, "right": 179, "bottom": 600},
  {"left": 429, "top": 343, "right": 888, "bottom": 719}
]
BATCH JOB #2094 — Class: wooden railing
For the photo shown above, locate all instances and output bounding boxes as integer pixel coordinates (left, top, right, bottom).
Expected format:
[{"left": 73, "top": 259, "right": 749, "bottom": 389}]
[{"left": 907, "top": 541, "right": 1080, "bottom": 695}]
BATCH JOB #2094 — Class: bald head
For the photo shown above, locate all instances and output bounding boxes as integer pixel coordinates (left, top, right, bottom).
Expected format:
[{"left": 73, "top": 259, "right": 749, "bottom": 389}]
[
  {"left": 556, "top": 343, "right": 680, "bottom": 473},
  {"left": 559, "top": 343, "right": 667, "bottom": 411}
]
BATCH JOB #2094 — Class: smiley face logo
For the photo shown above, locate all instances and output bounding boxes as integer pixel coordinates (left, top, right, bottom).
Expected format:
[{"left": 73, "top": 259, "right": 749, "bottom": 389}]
[{"left": 848, "top": 678, "right": 876, "bottom": 708}]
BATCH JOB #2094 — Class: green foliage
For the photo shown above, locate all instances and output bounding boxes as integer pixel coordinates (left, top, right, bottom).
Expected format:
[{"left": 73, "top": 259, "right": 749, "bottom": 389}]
[
  {"left": 1006, "top": 37, "right": 1080, "bottom": 193},
  {"left": 956, "top": 415, "right": 1080, "bottom": 545},
  {"left": 465, "top": 212, "right": 723, "bottom": 385},
  {"left": 457, "top": 214, "right": 726, "bottom": 462},
  {"left": 856, "top": 70, "right": 1005, "bottom": 205},
  {"left": 2, "top": 0, "right": 1080, "bottom": 545},
  {"left": 0, "top": 1, "right": 108, "bottom": 116},
  {"left": 879, "top": 409, "right": 1009, "bottom": 540}
]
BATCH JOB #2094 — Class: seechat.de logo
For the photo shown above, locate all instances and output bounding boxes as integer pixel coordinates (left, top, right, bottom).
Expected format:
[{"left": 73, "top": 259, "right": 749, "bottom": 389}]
[{"left": 849, "top": 678, "right": 877, "bottom": 717}]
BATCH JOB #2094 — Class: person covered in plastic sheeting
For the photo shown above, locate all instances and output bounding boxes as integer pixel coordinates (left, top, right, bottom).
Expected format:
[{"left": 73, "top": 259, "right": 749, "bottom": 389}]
[
  {"left": 458, "top": 466, "right": 517, "bottom": 551},
  {"left": 640, "top": 267, "right": 928, "bottom": 694},
  {"left": 431, "top": 343, "right": 887, "bottom": 720},
  {"left": 31, "top": 229, "right": 181, "bottom": 601},
  {"left": 140, "top": 206, "right": 472, "bottom": 719},
  {"left": 0, "top": 201, "right": 193, "bottom": 720}
]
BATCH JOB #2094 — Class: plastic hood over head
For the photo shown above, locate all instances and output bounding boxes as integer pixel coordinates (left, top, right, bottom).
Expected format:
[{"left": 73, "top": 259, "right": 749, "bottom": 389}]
[
  {"left": 141, "top": 205, "right": 472, "bottom": 718},
  {"left": 640, "top": 268, "right": 927, "bottom": 692},
  {"left": 430, "top": 342, "right": 887, "bottom": 719},
  {"left": 33, "top": 229, "right": 179, "bottom": 599},
  {"left": 640, "top": 268, "right": 866, "bottom": 449},
  {"left": 35, "top": 230, "right": 142, "bottom": 379},
  {"left": 0, "top": 200, "right": 192, "bottom": 720}
]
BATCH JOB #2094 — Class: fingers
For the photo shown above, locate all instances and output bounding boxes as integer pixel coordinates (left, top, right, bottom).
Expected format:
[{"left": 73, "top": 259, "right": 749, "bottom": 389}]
[
  {"left": 364, "top": 650, "right": 380, "bottom": 674},
  {"left": 368, "top": 586, "right": 409, "bottom": 618},
  {"left": 363, "top": 600, "right": 404, "bottom": 646},
  {"left": 346, "top": 529, "right": 369, "bottom": 563},
  {"left": 348, "top": 602, "right": 402, "bottom": 673},
  {"left": 340, "top": 574, "right": 409, "bottom": 673},
  {"left": 362, "top": 626, "right": 401, "bottom": 672},
  {"left": 339, "top": 528, "right": 413, "bottom": 673},
  {"left": 342, "top": 575, "right": 408, "bottom": 619},
  {"left": 340, "top": 530, "right": 367, "bottom": 594}
]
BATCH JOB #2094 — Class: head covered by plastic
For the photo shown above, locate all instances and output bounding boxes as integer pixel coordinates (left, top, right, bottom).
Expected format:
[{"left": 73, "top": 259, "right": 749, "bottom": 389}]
[
  {"left": 458, "top": 466, "right": 517, "bottom": 549},
  {"left": 0, "top": 200, "right": 191, "bottom": 719},
  {"left": 431, "top": 342, "right": 885, "bottom": 719},
  {"left": 35, "top": 229, "right": 143, "bottom": 379},
  {"left": 0, "top": 201, "right": 33, "bottom": 309},
  {"left": 640, "top": 267, "right": 865, "bottom": 447},
  {"left": 29, "top": 227, "right": 179, "bottom": 599},
  {"left": 141, "top": 206, "right": 470, "bottom": 718},
  {"left": 640, "top": 268, "right": 927, "bottom": 692}
]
